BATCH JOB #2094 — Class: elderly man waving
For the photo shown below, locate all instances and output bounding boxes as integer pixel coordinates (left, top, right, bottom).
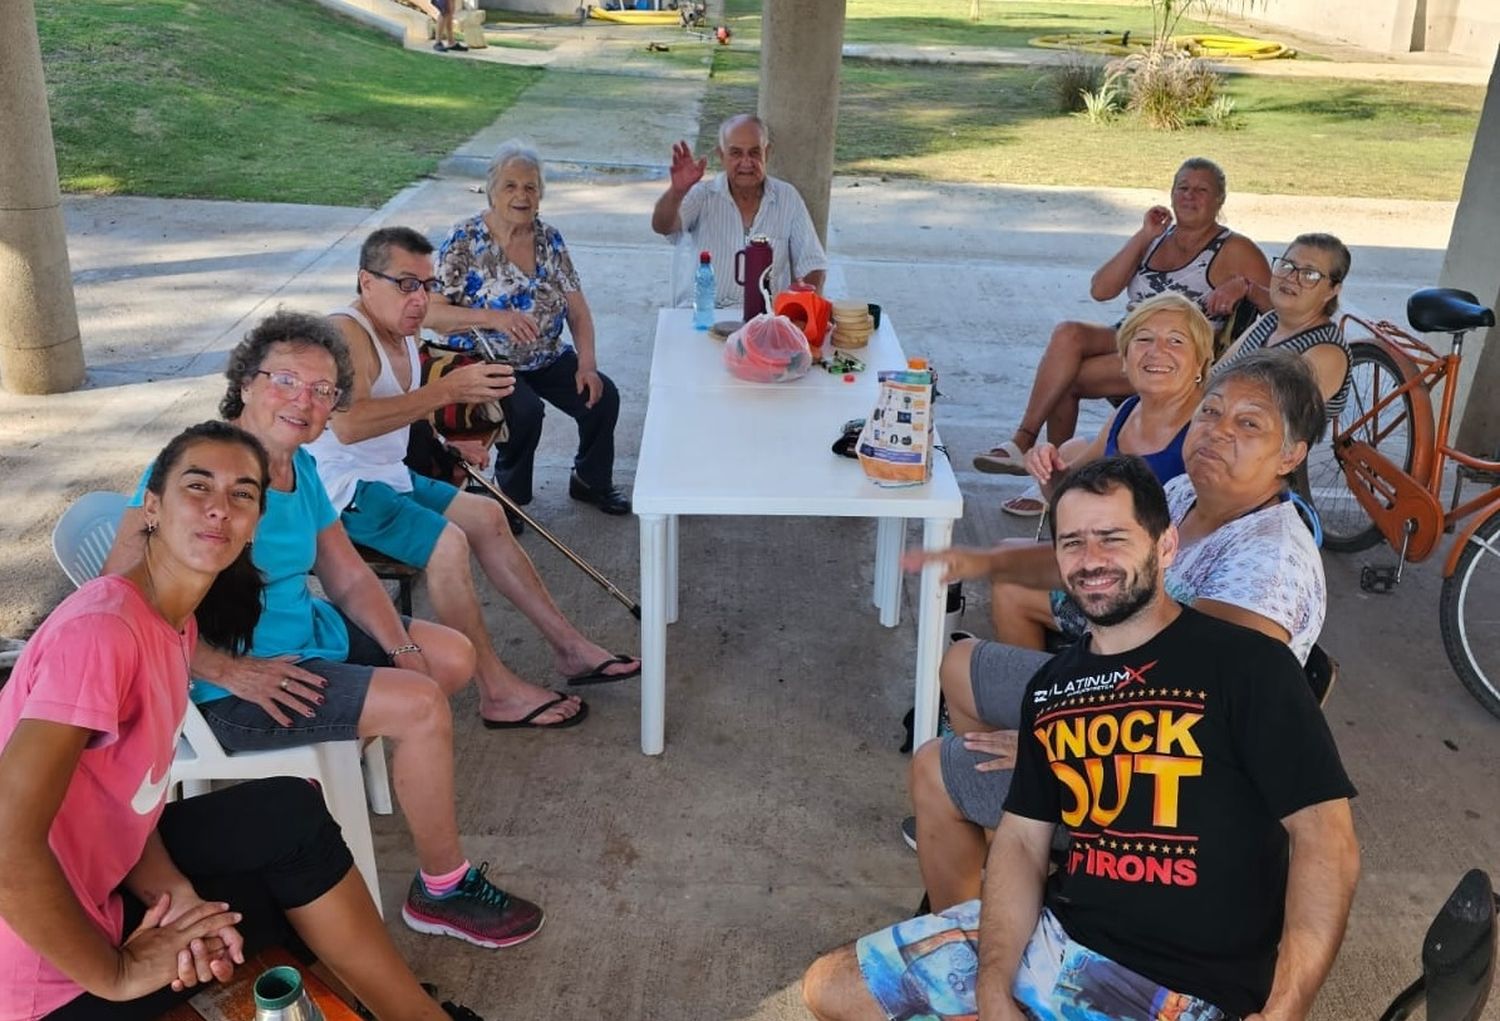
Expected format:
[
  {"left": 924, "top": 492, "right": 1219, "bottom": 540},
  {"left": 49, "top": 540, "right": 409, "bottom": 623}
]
[{"left": 651, "top": 113, "right": 828, "bottom": 308}]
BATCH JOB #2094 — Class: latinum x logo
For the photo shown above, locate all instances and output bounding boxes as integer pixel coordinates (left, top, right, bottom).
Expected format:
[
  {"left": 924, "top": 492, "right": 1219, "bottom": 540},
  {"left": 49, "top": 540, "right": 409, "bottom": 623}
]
[{"left": 1032, "top": 660, "right": 1158, "bottom": 703}]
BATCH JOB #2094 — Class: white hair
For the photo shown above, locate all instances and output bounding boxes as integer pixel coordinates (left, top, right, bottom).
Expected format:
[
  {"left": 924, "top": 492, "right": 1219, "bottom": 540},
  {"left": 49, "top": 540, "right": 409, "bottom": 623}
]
[
  {"left": 717, "top": 114, "right": 769, "bottom": 152},
  {"left": 486, "top": 138, "right": 545, "bottom": 205}
]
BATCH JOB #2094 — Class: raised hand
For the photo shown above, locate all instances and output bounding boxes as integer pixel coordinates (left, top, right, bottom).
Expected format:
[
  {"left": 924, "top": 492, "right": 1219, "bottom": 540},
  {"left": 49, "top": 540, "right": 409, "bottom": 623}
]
[
  {"left": 669, "top": 140, "right": 707, "bottom": 195},
  {"left": 1023, "top": 443, "right": 1069, "bottom": 491},
  {"left": 1141, "top": 205, "right": 1173, "bottom": 238}
]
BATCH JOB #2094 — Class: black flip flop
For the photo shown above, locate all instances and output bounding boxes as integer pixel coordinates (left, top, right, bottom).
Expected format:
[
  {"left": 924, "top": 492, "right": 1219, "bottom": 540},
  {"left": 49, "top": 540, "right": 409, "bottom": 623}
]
[
  {"left": 565, "top": 653, "right": 642, "bottom": 686},
  {"left": 482, "top": 693, "right": 589, "bottom": 729}
]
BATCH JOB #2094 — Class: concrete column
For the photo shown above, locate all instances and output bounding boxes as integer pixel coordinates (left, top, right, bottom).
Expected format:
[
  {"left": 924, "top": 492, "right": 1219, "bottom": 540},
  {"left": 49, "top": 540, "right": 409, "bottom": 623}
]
[
  {"left": 1441, "top": 47, "right": 1500, "bottom": 453},
  {"left": 0, "top": 0, "right": 84, "bottom": 394},
  {"left": 758, "top": 0, "right": 846, "bottom": 244}
]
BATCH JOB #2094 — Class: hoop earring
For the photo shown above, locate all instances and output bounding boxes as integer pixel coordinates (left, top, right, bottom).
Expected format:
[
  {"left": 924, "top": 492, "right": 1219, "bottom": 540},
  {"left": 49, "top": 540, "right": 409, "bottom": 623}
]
[{"left": 1195, "top": 372, "right": 1203, "bottom": 384}]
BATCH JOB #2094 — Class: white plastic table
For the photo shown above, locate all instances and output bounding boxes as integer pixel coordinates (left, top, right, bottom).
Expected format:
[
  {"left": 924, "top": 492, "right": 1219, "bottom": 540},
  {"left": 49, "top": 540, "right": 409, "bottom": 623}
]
[{"left": 631, "top": 309, "right": 964, "bottom": 754}]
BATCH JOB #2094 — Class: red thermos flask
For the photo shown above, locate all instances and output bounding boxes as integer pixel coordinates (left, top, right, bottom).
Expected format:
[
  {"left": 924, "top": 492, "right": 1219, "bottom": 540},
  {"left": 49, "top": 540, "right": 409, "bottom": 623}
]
[{"left": 734, "top": 235, "right": 774, "bottom": 321}]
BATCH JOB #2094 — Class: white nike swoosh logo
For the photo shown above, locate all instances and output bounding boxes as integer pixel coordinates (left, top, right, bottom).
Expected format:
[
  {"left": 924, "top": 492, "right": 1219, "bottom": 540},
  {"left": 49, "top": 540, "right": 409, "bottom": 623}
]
[{"left": 131, "top": 764, "right": 170, "bottom": 815}]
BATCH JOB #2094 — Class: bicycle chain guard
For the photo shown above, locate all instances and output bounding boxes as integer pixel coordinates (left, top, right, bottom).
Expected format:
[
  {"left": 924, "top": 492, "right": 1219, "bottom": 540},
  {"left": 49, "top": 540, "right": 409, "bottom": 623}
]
[{"left": 1338, "top": 439, "right": 1445, "bottom": 562}]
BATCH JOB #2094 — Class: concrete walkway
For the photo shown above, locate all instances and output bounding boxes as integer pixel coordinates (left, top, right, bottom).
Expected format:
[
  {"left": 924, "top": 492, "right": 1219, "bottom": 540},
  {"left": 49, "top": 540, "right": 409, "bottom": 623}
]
[{"left": 2, "top": 16, "right": 1496, "bottom": 1021}]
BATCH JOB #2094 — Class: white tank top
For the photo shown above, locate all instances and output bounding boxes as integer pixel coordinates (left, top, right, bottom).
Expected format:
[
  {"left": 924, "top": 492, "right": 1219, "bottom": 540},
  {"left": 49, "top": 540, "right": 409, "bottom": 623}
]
[{"left": 305, "top": 304, "right": 422, "bottom": 512}]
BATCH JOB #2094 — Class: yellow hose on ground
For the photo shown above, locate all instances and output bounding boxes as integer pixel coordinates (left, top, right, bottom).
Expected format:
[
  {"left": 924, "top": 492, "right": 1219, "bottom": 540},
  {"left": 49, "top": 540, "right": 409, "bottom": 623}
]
[{"left": 1029, "top": 31, "right": 1295, "bottom": 59}]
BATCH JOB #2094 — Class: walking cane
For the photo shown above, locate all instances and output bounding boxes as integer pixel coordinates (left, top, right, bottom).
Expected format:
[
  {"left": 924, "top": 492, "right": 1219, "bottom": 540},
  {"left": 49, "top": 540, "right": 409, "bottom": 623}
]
[{"left": 459, "top": 461, "right": 642, "bottom": 620}]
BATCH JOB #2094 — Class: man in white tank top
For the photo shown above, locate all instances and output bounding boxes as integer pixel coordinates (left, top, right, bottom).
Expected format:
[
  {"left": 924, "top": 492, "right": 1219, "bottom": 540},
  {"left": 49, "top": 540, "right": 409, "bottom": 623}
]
[{"left": 308, "top": 228, "right": 641, "bottom": 729}]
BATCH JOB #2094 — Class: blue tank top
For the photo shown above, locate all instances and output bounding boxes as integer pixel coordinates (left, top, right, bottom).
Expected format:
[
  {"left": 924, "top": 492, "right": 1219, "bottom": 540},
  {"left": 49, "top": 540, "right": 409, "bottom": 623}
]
[{"left": 1104, "top": 395, "right": 1189, "bottom": 483}]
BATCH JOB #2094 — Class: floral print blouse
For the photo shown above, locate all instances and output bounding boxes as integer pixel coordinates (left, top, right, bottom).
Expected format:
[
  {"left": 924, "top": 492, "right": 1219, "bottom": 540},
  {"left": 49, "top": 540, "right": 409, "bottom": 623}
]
[{"left": 436, "top": 213, "right": 582, "bottom": 371}]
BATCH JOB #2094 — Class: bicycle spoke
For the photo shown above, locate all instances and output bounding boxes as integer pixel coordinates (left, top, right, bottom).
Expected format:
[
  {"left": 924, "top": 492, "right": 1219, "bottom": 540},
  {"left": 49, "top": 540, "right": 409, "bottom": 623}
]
[
  {"left": 1311, "top": 343, "right": 1416, "bottom": 552},
  {"left": 1441, "top": 515, "right": 1500, "bottom": 719}
]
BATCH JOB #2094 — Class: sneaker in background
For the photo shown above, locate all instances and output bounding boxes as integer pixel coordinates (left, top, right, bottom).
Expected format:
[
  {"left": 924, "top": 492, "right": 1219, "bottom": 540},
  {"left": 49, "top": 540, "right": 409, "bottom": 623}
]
[
  {"left": 900, "top": 815, "right": 917, "bottom": 851},
  {"left": 402, "top": 862, "right": 544, "bottom": 949}
]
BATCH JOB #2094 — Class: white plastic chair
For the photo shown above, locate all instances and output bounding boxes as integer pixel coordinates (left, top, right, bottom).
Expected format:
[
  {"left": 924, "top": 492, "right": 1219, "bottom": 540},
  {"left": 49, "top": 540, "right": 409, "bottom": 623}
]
[{"left": 51, "top": 491, "right": 392, "bottom": 913}]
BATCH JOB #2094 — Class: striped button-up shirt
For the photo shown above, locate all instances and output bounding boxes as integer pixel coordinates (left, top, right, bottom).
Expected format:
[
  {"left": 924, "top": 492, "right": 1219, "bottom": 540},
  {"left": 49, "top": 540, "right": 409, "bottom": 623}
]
[{"left": 674, "top": 172, "right": 828, "bottom": 308}]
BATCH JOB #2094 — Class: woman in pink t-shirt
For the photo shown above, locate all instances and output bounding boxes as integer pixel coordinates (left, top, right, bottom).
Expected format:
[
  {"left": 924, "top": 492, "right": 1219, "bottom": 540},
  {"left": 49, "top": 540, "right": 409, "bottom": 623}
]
[{"left": 0, "top": 423, "right": 473, "bottom": 1021}]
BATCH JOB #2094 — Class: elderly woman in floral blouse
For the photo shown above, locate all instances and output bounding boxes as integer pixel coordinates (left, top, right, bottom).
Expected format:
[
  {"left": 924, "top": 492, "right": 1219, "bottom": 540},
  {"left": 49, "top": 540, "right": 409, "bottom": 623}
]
[{"left": 425, "top": 139, "right": 629, "bottom": 515}]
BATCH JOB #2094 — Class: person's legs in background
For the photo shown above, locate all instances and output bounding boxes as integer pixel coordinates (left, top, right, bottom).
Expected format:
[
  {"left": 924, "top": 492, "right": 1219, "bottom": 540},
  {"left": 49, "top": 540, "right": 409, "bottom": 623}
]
[
  {"left": 990, "top": 584, "right": 1058, "bottom": 651},
  {"left": 513, "top": 349, "right": 629, "bottom": 514},
  {"left": 491, "top": 372, "right": 546, "bottom": 506}
]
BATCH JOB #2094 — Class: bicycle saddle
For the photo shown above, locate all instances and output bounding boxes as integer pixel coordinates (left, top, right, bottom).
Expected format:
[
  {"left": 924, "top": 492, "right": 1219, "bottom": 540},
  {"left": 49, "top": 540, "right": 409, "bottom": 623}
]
[
  {"left": 1408, "top": 288, "right": 1496, "bottom": 335},
  {"left": 1422, "top": 868, "right": 1496, "bottom": 1021}
]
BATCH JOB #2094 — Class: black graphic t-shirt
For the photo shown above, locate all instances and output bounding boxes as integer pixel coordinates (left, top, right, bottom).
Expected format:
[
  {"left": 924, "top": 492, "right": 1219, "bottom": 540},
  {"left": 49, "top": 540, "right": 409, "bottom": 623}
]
[{"left": 1003, "top": 607, "right": 1356, "bottom": 1017}]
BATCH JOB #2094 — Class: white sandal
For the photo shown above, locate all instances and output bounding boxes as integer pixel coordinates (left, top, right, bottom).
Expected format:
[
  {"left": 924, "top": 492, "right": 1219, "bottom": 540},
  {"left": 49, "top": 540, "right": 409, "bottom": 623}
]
[
  {"left": 1001, "top": 484, "right": 1046, "bottom": 518},
  {"left": 973, "top": 439, "right": 1030, "bottom": 476}
]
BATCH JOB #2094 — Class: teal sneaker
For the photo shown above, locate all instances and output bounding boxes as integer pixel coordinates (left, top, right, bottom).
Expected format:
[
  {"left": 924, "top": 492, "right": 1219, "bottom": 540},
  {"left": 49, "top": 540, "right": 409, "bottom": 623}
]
[{"left": 401, "top": 862, "right": 544, "bottom": 949}]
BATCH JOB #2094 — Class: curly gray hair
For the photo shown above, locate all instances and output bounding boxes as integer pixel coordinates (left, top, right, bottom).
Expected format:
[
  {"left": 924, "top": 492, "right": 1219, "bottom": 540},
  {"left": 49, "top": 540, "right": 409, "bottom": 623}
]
[
  {"left": 219, "top": 309, "right": 355, "bottom": 419},
  {"left": 486, "top": 139, "right": 545, "bottom": 207}
]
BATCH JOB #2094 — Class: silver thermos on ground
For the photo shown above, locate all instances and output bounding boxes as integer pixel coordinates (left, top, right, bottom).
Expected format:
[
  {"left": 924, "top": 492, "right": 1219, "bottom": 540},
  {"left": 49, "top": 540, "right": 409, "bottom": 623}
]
[{"left": 253, "top": 966, "right": 325, "bottom": 1021}]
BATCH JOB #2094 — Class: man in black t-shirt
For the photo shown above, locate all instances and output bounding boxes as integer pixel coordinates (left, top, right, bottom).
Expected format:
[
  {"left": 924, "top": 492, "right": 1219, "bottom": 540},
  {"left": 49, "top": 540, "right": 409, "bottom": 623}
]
[{"left": 802, "top": 456, "right": 1359, "bottom": 1021}]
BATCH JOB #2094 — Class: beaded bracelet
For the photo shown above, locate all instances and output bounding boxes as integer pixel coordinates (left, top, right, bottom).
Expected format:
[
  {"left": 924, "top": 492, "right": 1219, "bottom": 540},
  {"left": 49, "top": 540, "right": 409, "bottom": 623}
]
[{"left": 387, "top": 643, "right": 422, "bottom": 658}]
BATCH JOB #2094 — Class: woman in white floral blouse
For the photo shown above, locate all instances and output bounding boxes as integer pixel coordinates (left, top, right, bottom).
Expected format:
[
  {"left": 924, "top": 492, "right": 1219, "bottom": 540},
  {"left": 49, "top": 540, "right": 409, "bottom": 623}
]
[{"left": 426, "top": 139, "right": 629, "bottom": 517}]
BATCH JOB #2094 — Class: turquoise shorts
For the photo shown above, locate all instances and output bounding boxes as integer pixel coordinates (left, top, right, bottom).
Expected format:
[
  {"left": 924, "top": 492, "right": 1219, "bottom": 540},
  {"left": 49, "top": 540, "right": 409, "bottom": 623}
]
[
  {"left": 341, "top": 472, "right": 459, "bottom": 569},
  {"left": 855, "top": 902, "right": 1234, "bottom": 1021}
]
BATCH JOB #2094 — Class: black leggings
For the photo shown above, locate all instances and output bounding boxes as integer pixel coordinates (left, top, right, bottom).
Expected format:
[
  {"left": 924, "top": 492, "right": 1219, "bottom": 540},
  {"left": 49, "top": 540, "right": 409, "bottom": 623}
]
[{"left": 43, "top": 777, "right": 354, "bottom": 1020}]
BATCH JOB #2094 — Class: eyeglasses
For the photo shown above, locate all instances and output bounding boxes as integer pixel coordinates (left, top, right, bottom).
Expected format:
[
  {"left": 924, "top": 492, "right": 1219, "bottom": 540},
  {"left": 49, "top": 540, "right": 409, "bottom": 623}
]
[
  {"left": 1271, "top": 257, "right": 1330, "bottom": 287},
  {"left": 254, "top": 370, "right": 342, "bottom": 407},
  {"left": 365, "top": 269, "right": 442, "bottom": 294}
]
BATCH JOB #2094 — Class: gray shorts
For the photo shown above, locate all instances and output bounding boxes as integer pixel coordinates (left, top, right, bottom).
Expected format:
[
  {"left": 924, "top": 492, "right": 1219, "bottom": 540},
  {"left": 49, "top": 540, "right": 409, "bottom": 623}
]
[
  {"left": 197, "top": 613, "right": 409, "bottom": 752},
  {"left": 939, "top": 640, "right": 1053, "bottom": 829}
]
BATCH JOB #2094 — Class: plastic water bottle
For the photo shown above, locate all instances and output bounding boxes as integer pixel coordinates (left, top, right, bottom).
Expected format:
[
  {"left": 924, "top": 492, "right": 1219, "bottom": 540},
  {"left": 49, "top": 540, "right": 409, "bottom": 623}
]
[{"left": 693, "top": 250, "right": 715, "bottom": 330}]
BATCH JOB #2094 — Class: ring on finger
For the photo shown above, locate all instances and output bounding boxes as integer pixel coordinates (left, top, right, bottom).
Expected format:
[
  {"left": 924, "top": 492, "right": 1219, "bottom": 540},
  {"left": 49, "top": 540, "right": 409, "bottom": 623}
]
[{"left": 280, "top": 679, "right": 289, "bottom": 691}]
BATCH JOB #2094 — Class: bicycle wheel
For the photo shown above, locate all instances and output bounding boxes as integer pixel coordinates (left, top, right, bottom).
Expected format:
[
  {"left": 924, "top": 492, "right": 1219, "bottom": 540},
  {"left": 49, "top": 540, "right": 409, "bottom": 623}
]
[
  {"left": 1440, "top": 508, "right": 1500, "bottom": 719},
  {"left": 1305, "top": 341, "right": 1417, "bottom": 552}
]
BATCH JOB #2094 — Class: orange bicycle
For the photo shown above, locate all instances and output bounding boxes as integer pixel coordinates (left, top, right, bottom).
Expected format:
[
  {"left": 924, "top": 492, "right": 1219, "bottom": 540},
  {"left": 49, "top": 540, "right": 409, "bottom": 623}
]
[{"left": 1301, "top": 287, "right": 1500, "bottom": 718}]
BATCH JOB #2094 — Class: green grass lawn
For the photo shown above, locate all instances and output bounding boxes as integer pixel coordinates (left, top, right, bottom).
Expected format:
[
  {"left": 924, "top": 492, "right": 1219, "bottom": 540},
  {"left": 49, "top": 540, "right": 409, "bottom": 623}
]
[
  {"left": 37, "top": 0, "right": 541, "bottom": 206},
  {"left": 701, "top": 49, "right": 1480, "bottom": 200},
  {"left": 840, "top": 0, "right": 1239, "bottom": 50}
]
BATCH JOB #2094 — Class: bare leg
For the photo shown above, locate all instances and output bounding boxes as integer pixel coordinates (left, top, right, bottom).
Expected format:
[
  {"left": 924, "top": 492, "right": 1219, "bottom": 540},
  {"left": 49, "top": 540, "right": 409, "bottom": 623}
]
[
  {"left": 357, "top": 667, "right": 465, "bottom": 874},
  {"left": 406, "top": 618, "right": 476, "bottom": 697},
  {"left": 802, "top": 944, "right": 888, "bottom": 1021},
  {"left": 990, "top": 583, "right": 1055, "bottom": 651},
  {"left": 1045, "top": 349, "right": 1140, "bottom": 443},
  {"left": 940, "top": 640, "right": 983, "bottom": 736},
  {"left": 287, "top": 871, "right": 450, "bottom": 1021},
  {"left": 1012, "top": 321, "right": 1120, "bottom": 448},
  {"left": 423, "top": 524, "right": 584, "bottom": 726},
  {"left": 444, "top": 491, "right": 638, "bottom": 681},
  {"left": 911, "top": 740, "right": 988, "bottom": 911}
]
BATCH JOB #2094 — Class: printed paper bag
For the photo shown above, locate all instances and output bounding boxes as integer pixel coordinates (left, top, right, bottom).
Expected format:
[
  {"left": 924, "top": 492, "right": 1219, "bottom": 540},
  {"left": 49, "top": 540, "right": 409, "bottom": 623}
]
[{"left": 856, "top": 366, "right": 934, "bottom": 487}]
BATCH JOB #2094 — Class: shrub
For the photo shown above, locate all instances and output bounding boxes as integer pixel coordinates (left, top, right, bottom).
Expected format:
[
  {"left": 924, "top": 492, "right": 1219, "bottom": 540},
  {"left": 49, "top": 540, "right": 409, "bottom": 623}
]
[
  {"left": 1123, "top": 44, "right": 1223, "bottom": 130},
  {"left": 1079, "top": 67, "right": 1127, "bottom": 123},
  {"left": 1040, "top": 56, "right": 1106, "bottom": 114},
  {"left": 1205, "top": 94, "right": 1239, "bottom": 129}
]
